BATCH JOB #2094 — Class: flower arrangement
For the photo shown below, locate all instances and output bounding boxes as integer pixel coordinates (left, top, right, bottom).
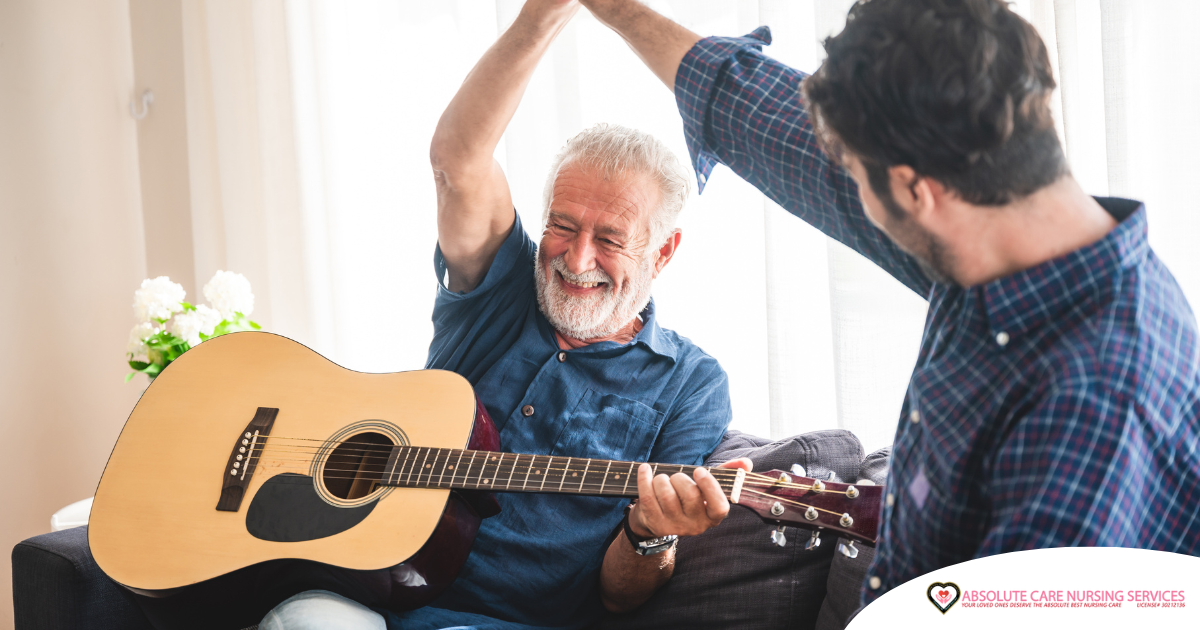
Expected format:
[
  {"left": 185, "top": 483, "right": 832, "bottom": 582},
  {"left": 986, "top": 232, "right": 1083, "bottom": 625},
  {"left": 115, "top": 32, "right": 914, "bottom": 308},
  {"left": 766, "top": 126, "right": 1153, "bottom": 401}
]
[{"left": 126, "top": 271, "right": 261, "bottom": 382}]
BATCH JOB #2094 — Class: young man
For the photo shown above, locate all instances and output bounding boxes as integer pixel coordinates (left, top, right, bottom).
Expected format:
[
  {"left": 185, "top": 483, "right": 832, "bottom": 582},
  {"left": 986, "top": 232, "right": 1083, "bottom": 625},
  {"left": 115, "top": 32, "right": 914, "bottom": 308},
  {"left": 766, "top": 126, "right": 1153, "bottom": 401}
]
[
  {"left": 259, "top": 2, "right": 749, "bottom": 629},
  {"left": 583, "top": 0, "right": 1200, "bottom": 608}
]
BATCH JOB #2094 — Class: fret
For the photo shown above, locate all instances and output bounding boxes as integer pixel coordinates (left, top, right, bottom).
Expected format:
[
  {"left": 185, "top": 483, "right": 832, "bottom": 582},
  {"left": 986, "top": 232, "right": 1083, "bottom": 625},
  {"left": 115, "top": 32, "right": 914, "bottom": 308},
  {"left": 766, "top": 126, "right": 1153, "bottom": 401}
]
[
  {"left": 396, "top": 447, "right": 413, "bottom": 485},
  {"left": 539, "top": 457, "right": 552, "bottom": 491},
  {"left": 401, "top": 447, "right": 423, "bottom": 487},
  {"left": 462, "top": 451, "right": 478, "bottom": 489},
  {"left": 415, "top": 446, "right": 434, "bottom": 487},
  {"left": 384, "top": 447, "right": 402, "bottom": 486},
  {"left": 392, "top": 447, "right": 409, "bottom": 486},
  {"left": 481, "top": 452, "right": 500, "bottom": 487},
  {"left": 623, "top": 462, "right": 635, "bottom": 494},
  {"left": 578, "top": 459, "right": 591, "bottom": 492},
  {"left": 424, "top": 446, "right": 444, "bottom": 487},
  {"left": 449, "top": 449, "right": 466, "bottom": 487},
  {"left": 651, "top": 463, "right": 659, "bottom": 477},
  {"left": 599, "top": 460, "right": 612, "bottom": 494},
  {"left": 523, "top": 454, "right": 535, "bottom": 490},
  {"left": 504, "top": 453, "right": 517, "bottom": 489},
  {"left": 435, "top": 448, "right": 452, "bottom": 487},
  {"left": 558, "top": 457, "right": 573, "bottom": 492}
]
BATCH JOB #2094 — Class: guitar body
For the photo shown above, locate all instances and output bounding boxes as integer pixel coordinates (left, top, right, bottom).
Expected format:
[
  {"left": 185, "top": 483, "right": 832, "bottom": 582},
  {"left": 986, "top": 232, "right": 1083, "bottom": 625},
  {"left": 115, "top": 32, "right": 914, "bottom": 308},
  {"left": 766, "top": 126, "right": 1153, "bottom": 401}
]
[
  {"left": 90, "top": 332, "right": 499, "bottom": 627},
  {"left": 91, "top": 332, "right": 883, "bottom": 629}
]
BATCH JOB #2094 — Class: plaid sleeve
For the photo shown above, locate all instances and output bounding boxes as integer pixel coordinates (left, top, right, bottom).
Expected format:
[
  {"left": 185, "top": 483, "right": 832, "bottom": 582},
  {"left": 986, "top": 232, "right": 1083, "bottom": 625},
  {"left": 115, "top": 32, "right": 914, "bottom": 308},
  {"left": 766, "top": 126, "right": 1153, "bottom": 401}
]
[
  {"left": 978, "top": 382, "right": 1166, "bottom": 553},
  {"left": 675, "top": 27, "right": 932, "bottom": 297}
]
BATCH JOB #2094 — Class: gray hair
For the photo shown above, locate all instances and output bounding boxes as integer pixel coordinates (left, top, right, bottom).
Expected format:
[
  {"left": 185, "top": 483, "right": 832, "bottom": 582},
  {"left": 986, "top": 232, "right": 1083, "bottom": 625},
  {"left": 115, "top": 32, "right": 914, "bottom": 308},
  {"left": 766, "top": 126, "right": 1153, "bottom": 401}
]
[{"left": 541, "top": 123, "right": 691, "bottom": 251}]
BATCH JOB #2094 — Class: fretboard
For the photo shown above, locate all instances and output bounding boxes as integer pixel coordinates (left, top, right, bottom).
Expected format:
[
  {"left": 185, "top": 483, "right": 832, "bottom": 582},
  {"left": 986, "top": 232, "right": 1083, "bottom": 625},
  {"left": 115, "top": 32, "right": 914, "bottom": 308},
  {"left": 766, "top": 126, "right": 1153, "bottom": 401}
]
[{"left": 376, "top": 446, "right": 735, "bottom": 499}]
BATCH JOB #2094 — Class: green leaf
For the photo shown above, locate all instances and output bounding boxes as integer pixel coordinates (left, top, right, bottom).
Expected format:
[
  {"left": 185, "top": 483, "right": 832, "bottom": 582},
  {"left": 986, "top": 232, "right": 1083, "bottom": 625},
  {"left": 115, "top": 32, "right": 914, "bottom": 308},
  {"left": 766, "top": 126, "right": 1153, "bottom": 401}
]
[
  {"left": 181, "top": 302, "right": 195, "bottom": 311},
  {"left": 128, "top": 360, "right": 150, "bottom": 370},
  {"left": 125, "top": 372, "right": 137, "bottom": 383},
  {"left": 249, "top": 320, "right": 262, "bottom": 330}
]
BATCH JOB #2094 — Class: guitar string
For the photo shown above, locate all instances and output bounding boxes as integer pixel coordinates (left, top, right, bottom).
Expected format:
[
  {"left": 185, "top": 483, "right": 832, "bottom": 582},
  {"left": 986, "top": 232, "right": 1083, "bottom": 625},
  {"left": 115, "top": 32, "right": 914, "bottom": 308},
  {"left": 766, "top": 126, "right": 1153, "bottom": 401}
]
[
  {"left": 241, "top": 461, "right": 824, "bottom": 498},
  {"left": 739, "top": 487, "right": 848, "bottom": 519},
  {"left": 248, "top": 438, "right": 840, "bottom": 490},
  {"left": 224, "top": 478, "right": 736, "bottom": 500},
  {"left": 248, "top": 450, "right": 751, "bottom": 483},
  {"left": 256, "top": 436, "right": 805, "bottom": 483},
  {"left": 213, "top": 472, "right": 866, "bottom": 527},
  {"left": 249, "top": 459, "right": 747, "bottom": 486},
  {"left": 248, "top": 441, "right": 782, "bottom": 487},
  {"left": 243, "top": 450, "right": 739, "bottom": 486},
  {"left": 250, "top": 446, "right": 746, "bottom": 478},
  {"left": 247, "top": 450, "right": 838, "bottom": 493}
]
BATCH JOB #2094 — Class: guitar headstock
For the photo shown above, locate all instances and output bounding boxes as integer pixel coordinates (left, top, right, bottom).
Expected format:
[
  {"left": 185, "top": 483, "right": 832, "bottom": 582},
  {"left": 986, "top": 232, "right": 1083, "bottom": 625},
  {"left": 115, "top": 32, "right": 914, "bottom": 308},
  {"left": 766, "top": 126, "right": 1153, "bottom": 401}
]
[{"left": 733, "top": 469, "right": 882, "bottom": 547}]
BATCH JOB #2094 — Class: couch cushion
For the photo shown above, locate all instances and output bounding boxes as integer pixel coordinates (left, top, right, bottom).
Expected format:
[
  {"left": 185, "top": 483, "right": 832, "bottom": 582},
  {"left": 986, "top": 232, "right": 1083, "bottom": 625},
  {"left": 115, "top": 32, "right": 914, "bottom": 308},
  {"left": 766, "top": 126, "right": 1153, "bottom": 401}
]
[
  {"left": 11, "top": 525, "right": 154, "bottom": 630},
  {"left": 596, "top": 429, "right": 865, "bottom": 630},
  {"left": 815, "top": 446, "right": 891, "bottom": 630}
]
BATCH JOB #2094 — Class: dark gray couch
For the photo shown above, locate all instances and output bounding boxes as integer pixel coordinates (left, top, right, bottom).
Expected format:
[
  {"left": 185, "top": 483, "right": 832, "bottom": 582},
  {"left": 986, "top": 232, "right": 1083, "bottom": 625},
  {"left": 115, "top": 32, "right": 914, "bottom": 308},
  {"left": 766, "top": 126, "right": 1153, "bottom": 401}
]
[{"left": 12, "top": 430, "right": 888, "bottom": 630}]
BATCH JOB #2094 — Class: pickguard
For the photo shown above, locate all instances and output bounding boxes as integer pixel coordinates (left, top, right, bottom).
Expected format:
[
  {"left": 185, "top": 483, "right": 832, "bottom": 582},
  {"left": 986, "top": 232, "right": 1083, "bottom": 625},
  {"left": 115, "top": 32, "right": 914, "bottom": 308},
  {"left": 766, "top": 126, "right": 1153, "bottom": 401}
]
[{"left": 246, "top": 473, "right": 378, "bottom": 542}]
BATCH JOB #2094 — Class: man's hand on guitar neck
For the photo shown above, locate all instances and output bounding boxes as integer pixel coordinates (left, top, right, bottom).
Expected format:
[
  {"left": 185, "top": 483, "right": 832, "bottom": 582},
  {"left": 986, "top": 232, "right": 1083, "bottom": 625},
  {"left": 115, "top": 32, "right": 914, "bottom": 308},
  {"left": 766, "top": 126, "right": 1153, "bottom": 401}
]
[
  {"left": 599, "top": 458, "right": 753, "bottom": 613},
  {"left": 630, "top": 458, "right": 753, "bottom": 538}
]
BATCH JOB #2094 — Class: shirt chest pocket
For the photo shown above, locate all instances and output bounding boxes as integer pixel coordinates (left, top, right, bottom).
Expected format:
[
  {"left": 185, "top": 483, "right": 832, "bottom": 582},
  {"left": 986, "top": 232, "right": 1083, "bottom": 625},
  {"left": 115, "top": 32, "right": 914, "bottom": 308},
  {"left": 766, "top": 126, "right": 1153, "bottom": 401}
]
[{"left": 551, "top": 389, "right": 663, "bottom": 462}]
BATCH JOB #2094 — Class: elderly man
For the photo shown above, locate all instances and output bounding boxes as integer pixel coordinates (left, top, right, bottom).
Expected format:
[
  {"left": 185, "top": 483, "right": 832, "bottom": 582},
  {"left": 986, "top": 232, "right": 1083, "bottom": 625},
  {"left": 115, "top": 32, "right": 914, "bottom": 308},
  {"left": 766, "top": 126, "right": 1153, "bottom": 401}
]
[
  {"left": 584, "top": 0, "right": 1200, "bottom": 613},
  {"left": 260, "top": 2, "right": 747, "bottom": 629}
]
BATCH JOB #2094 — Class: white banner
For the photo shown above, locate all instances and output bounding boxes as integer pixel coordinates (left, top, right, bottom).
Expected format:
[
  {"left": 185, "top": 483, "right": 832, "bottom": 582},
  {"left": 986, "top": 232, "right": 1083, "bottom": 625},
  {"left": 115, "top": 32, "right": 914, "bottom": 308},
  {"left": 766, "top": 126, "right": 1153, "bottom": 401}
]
[{"left": 850, "top": 547, "right": 1200, "bottom": 629}]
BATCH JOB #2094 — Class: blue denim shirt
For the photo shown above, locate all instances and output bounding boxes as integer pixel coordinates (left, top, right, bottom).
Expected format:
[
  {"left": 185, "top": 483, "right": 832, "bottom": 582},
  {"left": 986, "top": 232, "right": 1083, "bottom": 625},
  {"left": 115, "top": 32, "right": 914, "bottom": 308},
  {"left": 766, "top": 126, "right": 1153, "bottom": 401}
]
[{"left": 388, "top": 214, "right": 732, "bottom": 630}]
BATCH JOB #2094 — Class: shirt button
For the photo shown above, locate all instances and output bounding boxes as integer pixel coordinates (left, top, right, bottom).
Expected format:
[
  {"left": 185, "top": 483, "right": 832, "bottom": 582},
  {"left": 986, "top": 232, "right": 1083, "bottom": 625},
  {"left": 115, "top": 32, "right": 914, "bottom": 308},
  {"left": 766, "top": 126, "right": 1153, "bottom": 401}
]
[
  {"left": 886, "top": 493, "right": 895, "bottom": 507},
  {"left": 995, "top": 331, "right": 1010, "bottom": 347},
  {"left": 909, "top": 409, "right": 920, "bottom": 423},
  {"left": 557, "top": 351, "right": 566, "bottom": 363},
  {"left": 521, "top": 405, "right": 535, "bottom": 417},
  {"left": 869, "top": 576, "right": 882, "bottom": 590}
]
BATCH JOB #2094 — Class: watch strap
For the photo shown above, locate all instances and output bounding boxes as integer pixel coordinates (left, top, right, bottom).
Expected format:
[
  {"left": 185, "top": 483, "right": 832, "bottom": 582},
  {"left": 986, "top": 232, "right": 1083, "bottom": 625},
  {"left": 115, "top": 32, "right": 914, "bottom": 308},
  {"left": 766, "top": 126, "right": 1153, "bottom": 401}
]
[{"left": 622, "top": 503, "right": 677, "bottom": 555}]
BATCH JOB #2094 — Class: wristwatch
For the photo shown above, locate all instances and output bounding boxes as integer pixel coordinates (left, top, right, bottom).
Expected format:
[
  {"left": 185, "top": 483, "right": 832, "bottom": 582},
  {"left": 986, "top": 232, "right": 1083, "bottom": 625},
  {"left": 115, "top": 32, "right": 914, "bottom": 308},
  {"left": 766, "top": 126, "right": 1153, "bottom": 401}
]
[{"left": 623, "top": 503, "right": 677, "bottom": 556}]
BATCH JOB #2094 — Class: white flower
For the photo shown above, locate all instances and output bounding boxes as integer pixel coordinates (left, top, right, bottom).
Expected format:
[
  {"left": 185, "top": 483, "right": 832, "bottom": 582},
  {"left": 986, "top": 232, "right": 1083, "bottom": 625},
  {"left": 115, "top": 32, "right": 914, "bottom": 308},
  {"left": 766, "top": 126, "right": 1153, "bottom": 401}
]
[
  {"left": 170, "top": 304, "right": 222, "bottom": 346},
  {"left": 127, "top": 322, "right": 158, "bottom": 362},
  {"left": 203, "top": 270, "right": 255, "bottom": 320},
  {"left": 133, "top": 276, "right": 186, "bottom": 322}
]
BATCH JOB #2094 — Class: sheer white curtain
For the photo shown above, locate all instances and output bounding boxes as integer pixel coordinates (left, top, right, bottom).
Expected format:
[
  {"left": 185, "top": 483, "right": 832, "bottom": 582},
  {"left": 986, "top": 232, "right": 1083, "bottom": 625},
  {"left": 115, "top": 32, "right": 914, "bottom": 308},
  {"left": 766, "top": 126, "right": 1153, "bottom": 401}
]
[{"left": 181, "top": 0, "right": 1200, "bottom": 454}]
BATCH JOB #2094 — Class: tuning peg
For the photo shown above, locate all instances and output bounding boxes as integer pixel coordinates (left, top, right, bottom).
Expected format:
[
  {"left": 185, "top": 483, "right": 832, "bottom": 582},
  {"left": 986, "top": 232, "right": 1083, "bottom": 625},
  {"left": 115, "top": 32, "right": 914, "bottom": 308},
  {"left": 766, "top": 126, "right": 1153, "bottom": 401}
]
[
  {"left": 790, "top": 463, "right": 807, "bottom": 477},
  {"left": 805, "top": 529, "right": 822, "bottom": 551},
  {"left": 838, "top": 540, "right": 859, "bottom": 559},
  {"left": 770, "top": 525, "right": 787, "bottom": 548}
]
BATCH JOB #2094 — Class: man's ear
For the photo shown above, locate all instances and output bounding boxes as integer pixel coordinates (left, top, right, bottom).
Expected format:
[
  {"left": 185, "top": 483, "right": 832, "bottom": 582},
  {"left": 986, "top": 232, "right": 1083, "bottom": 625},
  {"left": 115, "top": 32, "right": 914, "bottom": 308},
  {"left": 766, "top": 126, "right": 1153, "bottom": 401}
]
[
  {"left": 652, "top": 230, "right": 682, "bottom": 278},
  {"left": 888, "top": 165, "right": 939, "bottom": 223}
]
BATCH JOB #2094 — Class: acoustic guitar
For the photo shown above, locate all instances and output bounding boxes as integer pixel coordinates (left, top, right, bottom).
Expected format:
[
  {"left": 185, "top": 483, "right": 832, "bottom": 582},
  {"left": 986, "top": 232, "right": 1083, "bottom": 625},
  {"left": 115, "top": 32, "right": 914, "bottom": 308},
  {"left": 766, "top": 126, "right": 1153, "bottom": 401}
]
[{"left": 90, "top": 332, "right": 880, "bottom": 625}]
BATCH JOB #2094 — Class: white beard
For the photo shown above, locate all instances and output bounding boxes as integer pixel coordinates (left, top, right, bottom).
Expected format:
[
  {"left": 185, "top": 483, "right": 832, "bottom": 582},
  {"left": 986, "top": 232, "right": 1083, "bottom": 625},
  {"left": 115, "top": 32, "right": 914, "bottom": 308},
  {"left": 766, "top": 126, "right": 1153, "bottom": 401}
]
[{"left": 534, "top": 247, "right": 656, "bottom": 341}]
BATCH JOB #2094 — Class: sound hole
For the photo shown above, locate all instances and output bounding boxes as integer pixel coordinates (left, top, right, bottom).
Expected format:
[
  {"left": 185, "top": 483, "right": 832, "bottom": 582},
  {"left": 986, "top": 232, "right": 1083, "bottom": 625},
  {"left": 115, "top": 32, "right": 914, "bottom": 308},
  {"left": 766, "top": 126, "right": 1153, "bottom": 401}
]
[{"left": 323, "top": 432, "right": 393, "bottom": 500}]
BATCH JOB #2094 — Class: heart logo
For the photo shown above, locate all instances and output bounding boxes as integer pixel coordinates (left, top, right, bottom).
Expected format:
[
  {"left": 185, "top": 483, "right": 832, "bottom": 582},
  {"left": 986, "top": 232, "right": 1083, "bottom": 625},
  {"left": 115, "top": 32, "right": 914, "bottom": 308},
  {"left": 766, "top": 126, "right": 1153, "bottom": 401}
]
[{"left": 927, "top": 582, "right": 961, "bottom": 614}]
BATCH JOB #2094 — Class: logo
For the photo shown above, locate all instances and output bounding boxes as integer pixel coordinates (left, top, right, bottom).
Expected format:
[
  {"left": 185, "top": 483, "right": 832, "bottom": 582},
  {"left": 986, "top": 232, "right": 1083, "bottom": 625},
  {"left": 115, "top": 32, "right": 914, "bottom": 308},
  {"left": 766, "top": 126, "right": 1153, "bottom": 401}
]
[{"left": 927, "top": 582, "right": 961, "bottom": 614}]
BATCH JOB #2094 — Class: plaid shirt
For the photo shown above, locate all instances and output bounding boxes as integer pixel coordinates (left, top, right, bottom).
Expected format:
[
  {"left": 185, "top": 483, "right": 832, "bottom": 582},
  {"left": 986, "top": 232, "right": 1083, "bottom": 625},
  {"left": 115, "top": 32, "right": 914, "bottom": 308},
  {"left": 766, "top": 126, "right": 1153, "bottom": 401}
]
[{"left": 676, "top": 27, "right": 1200, "bottom": 605}]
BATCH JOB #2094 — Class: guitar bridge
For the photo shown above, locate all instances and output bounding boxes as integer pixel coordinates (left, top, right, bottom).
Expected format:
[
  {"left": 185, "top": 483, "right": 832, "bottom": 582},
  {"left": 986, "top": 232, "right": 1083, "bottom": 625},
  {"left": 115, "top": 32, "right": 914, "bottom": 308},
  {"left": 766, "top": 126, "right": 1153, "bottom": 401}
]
[{"left": 215, "top": 407, "right": 278, "bottom": 512}]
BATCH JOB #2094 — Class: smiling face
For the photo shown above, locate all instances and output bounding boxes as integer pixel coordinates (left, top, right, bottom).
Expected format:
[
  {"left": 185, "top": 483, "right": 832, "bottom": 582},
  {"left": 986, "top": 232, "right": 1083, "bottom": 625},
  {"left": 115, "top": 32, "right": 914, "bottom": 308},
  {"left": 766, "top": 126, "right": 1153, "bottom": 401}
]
[{"left": 535, "top": 163, "right": 668, "bottom": 341}]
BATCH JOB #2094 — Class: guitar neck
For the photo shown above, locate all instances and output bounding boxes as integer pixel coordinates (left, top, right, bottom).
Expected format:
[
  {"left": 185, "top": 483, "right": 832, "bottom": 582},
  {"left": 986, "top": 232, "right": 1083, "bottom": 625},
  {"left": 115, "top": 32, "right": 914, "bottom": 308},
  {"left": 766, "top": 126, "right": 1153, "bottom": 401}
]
[{"left": 376, "top": 446, "right": 735, "bottom": 499}]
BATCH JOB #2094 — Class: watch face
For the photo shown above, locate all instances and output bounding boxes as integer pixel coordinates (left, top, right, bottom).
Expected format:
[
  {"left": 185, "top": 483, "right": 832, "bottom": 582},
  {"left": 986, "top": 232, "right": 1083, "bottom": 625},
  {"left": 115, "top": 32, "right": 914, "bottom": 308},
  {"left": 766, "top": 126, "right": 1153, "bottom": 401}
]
[{"left": 636, "top": 536, "right": 678, "bottom": 555}]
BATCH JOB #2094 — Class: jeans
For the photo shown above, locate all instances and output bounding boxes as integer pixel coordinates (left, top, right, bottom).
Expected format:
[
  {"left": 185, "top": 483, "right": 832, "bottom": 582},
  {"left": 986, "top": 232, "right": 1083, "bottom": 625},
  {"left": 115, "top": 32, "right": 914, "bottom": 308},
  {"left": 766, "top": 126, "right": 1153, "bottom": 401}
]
[
  {"left": 260, "top": 590, "right": 546, "bottom": 630},
  {"left": 260, "top": 590, "right": 385, "bottom": 630}
]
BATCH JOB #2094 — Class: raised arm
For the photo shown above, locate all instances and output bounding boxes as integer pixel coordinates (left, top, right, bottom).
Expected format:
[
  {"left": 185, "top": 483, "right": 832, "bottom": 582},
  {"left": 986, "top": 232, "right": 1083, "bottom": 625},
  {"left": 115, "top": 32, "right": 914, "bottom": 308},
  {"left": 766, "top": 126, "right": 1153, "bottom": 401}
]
[
  {"left": 431, "top": 1, "right": 578, "bottom": 293},
  {"left": 579, "top": 0, "right": 699, "bottom": 90},
  {"left": 581, "top": 0, "right": 933, "bottom": 296}
]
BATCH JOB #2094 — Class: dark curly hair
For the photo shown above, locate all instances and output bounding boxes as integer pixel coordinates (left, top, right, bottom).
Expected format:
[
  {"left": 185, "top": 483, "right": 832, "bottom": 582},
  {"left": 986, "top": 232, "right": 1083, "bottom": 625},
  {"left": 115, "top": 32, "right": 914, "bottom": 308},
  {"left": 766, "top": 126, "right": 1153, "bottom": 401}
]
[{"left": 802, "top": 0, "right": 1067, "bottom": 207}]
